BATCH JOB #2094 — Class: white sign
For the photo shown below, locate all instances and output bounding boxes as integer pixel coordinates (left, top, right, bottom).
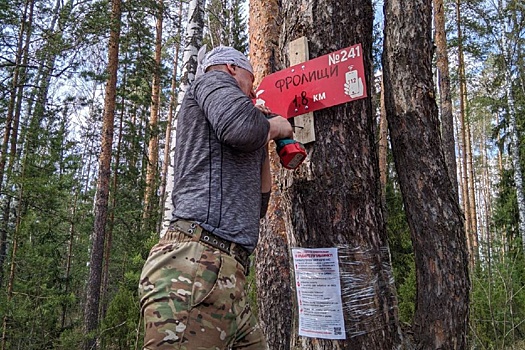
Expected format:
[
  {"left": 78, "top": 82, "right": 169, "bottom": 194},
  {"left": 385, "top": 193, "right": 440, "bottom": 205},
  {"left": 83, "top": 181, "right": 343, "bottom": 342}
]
[{"left": 292, "top": 248, "right": 346, "bottom": 339}]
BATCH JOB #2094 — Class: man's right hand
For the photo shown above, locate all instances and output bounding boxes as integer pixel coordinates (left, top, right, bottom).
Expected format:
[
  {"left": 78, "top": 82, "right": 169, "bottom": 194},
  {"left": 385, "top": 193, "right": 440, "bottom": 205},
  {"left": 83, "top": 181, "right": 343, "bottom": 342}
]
[{"left": 267, "top": 115, "right": 293, "bottom": 142}]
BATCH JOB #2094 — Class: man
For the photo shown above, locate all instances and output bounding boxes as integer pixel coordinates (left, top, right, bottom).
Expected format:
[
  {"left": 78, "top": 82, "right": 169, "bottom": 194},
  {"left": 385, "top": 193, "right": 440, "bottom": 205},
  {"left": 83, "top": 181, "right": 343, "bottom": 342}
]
[{"left": 138, "top": 46, "right": 293, "bottom": 349}]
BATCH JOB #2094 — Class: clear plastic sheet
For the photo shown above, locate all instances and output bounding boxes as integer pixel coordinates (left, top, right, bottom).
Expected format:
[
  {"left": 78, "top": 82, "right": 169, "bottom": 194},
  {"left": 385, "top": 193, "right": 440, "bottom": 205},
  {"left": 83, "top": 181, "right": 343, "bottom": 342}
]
[{"left": 336, "top": 245, "right": 397, "bottom": 338}]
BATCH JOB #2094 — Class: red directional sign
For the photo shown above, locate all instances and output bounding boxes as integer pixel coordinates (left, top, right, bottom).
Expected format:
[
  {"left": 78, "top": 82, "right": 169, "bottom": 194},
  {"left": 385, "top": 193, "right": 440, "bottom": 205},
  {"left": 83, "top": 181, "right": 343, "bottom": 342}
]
[{"left": 255, "top": 43, "right": 367, "bottom": 119}]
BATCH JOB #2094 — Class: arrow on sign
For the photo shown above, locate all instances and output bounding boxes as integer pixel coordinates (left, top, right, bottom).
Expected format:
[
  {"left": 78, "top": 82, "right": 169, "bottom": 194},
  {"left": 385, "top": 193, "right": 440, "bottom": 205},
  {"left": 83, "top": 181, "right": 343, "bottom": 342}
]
[{"left": 255, "top": 43, "right": 367, "bottom": 119}]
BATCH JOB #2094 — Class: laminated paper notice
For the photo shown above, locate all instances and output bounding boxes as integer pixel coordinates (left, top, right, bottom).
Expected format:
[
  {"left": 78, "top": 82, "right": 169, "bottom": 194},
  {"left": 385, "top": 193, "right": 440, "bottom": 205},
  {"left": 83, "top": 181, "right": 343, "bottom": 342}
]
[{"left": 292, "top": 248, "right": 346, "bottom": 339}]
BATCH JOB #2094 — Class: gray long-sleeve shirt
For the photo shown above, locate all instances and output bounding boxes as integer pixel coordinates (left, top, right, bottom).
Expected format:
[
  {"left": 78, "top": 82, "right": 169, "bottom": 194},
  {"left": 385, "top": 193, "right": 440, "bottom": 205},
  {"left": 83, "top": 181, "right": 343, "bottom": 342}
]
[{"left": 171, "top": 70, "right": 270, "bottom": 252}]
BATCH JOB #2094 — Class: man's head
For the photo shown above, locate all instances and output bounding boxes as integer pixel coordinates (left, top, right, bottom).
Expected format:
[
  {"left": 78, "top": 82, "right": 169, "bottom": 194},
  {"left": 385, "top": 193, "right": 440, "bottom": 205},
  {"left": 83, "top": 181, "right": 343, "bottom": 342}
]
[{"left": 196, "top": 46, "right": 255, "bottom": 98}]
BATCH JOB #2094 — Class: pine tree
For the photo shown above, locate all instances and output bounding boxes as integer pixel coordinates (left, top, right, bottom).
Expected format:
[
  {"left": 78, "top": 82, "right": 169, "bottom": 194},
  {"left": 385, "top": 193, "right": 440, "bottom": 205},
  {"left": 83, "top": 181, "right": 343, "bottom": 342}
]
[
  {"left": 433, "top": 0, "right": 459, "bottom": 200},
  {"left": 248, "top": 1, "right": 293, "bottom": 348},
  {"left": 256, "top": 0, "right": 402, "bottom": 348},
  {"left": 383, "top": 0, "right": 470, "bottom": 346},
  {"left": 142, "top": 0, "right": 164, "bottom": 232},
  {"left": 83, "top": 0, "right": 122, "bottom": 348}
]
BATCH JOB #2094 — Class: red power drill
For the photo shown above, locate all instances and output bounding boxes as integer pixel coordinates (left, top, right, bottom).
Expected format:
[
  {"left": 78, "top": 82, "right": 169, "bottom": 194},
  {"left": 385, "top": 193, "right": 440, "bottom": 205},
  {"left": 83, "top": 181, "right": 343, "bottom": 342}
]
[
  {"left": 268, "top": 114, "right": 307, "bottom": 169},
  {"left": 275, "top": 138, "right": 307, "bottom": 169}
]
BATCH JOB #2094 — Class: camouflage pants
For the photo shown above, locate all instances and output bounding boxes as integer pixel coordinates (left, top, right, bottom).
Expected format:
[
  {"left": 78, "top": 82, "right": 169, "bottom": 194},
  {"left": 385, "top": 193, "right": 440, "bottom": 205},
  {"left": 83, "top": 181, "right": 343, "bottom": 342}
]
[{"left": 138, "top": 230, "right": 266, "bottom": 350}]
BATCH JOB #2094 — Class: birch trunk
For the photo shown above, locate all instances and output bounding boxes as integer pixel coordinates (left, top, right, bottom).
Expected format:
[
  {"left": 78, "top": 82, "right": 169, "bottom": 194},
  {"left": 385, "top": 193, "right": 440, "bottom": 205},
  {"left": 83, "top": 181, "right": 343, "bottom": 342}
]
[
  {"left": 158, "top": 0, "right": 185, "bottom": 234},
  {"left": 160, "top": 0, "right": 206, "bottom": 236}
]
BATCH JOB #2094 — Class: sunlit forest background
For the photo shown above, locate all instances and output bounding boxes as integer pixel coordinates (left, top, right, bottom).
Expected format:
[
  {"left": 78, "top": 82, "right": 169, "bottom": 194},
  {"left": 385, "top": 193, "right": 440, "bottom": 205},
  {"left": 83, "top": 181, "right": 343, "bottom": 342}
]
[{"left": 0, "top": 0, "right": 524, "bottom": 348}]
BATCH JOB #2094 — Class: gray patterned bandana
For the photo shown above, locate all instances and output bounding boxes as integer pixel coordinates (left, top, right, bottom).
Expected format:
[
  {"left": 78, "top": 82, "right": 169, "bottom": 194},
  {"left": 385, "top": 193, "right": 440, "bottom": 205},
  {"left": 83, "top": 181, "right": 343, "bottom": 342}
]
[{"left": 196, "top": 46, "right": 253, "bottom": 78}]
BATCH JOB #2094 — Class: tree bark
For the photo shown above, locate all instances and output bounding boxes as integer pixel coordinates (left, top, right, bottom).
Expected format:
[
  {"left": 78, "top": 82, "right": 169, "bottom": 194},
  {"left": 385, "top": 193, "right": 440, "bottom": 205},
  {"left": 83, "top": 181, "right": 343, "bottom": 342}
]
[
  {"left": 456, "top": 0, "right": 478, "bottom": 266},
  {"left": 158, "top": 0, "right": 184, "bottom": 234},
  {"left": 100, "top": 63, "right": 127, "bottom": 319},
  {"left": 83, "top": 0, "right": 121, "bottom": 348},
  {"left": 270, "top": 0, "right": 401, "bottom": 348},
  {"left": 383, "top": 0, "right": 470, "bottom": 348},
  {"left": 433, "top": 0, "right": 459, "bottom": 202},
  {"left": 379, "top": 76, "right": 388, "bottom": 208},
  {"left": 249, "top": 1, "right": 293, "bottom": 349},
  {"left": 160, "top": 0, "right": 206, "bottom": 236},
  {"left": 143, "top": 0, "right": 164, "bottom": 230}
]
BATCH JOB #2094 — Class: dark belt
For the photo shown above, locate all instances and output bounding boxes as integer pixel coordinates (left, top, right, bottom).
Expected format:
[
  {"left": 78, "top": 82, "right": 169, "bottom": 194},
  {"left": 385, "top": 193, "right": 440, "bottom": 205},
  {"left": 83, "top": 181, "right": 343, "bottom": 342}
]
[{"left": 167, "top": 219, "right": 251, "bottom": 274}]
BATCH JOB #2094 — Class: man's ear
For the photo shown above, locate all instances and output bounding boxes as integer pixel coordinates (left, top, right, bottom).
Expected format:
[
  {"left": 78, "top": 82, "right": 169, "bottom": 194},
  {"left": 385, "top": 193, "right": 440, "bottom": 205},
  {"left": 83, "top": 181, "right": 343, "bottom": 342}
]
[{"left": 225, "top": 64, "right": 236, "bottom": 76}]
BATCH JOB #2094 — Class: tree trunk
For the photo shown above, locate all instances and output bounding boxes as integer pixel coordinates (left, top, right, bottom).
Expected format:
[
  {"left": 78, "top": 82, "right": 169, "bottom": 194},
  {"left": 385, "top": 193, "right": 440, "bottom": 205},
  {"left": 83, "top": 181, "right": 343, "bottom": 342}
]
[
  {"left": 249, "top": 1, "right": 293, "bottom": 349},
  {"left": 100, "top": 64, "right": 127, "bottom": 319},
  {"left": 160, "top": 0, "right": 206, "bottom": 236},
  {"left": 383, "top": 0, "right": 470, "bottom": 348},
  {"left": 0, "top": 201, "right": 21, "bottom": 350},
  {"left": 158, "top": 0, "right": 185, "bottom": 234},
  {"left": 0, "top": 0, "right": 34, "bottom": 287},
  {"left": 61, "top": 191, "right": 79, "bottom": 329},
  {"left": 83, "top": 0, "right": 121, "bottom": 348},
  {"left": 270, "top": 0, "right": 401, "bottom": 348},
  {"left": 502, "top": 19, "right": 525, "bottom": 255},
  {"left": 2, "top": 1, "right": 63, "bottom": 341},
  {"left": 433, "top": 0, "right": 459, "bottom": 202},
  {"left": 496, "top": 112, "right": 504, "bottom": 174},
  {"left": 456, "top": 0, "right": 478, "bottom": 266},
  {"left": 143, "top": 0, "right": 164, "bottom": 231},
  {"left": 0, "top": 0, "right": 30, "bottom": 193},
  {"left": 479, "top": 117, "right": 492, "bottom": 268},
  {"left": 1, "top": 146, "right": 28, "bottom": 350},
  {"left": 379, "top": 76, "right": 388, "bottom": 208},
  {"left": 467, "top": 140, "right": 478, "bottom": 263}
]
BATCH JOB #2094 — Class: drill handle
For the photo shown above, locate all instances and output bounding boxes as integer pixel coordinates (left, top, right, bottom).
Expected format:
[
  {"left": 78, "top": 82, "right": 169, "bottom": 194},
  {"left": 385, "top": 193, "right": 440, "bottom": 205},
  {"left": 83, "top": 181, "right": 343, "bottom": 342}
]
[{"left": 265, "top": 114, "right": 307, "bottom": 170}]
